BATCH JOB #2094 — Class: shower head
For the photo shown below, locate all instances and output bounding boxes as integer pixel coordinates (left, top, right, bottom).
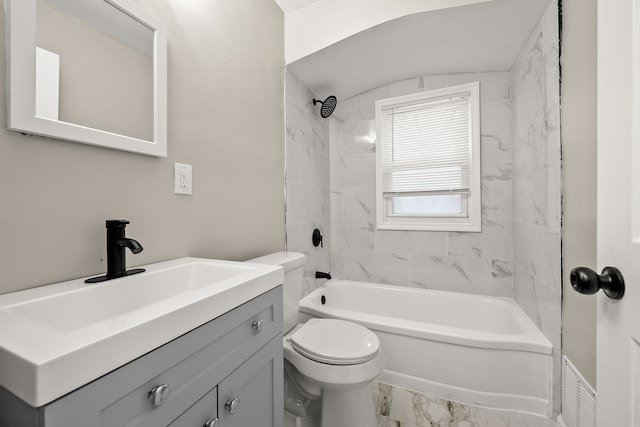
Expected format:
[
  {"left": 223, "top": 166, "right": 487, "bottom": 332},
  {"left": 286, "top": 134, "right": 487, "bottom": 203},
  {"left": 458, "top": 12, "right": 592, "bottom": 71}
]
[{"left": 313, "top": 96, "right": 337, "bottom": 118}]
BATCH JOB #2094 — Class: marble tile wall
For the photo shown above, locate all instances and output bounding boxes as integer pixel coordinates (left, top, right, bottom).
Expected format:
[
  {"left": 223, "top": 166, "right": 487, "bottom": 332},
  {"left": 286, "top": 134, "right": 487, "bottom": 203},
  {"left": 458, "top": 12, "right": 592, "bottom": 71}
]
[
  {"left": 285, "top": 70, "right": 331, "bottom": 296},
  {"left": 511, "top": 0, "right": 562, "bottom": 416},
  {"left": 330, "top": 72, "right": 514, "bottom": 297},
  {"left": 372, "top": 382, "right": 557, "bottom": 427}
]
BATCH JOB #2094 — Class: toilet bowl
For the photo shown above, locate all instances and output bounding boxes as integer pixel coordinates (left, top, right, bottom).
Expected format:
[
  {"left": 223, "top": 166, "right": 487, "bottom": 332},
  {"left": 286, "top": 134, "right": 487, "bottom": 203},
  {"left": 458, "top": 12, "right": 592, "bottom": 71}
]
[
  {"left": 246, "top": 252, "right": 385, "bottom": 427},
  {"left": 284, "top": 320, "right": 385, "bottom": 427}
]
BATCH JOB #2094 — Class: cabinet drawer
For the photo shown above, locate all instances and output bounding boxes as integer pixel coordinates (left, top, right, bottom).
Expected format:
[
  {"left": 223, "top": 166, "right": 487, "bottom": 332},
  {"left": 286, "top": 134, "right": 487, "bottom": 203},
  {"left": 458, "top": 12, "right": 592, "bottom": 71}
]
[
  {"left": 41, "top": 286, "right": 283, "bottom": 427},
  {"left": 169, "top": 387, "right": 217, "bottom": 427}
]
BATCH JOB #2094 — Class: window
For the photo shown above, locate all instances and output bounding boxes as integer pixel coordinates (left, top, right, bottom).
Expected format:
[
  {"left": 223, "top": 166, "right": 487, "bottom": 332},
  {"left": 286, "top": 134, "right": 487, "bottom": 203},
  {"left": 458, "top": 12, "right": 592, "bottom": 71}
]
[{"left": 375, "top": 82, "right": 481, "bottom": 232}]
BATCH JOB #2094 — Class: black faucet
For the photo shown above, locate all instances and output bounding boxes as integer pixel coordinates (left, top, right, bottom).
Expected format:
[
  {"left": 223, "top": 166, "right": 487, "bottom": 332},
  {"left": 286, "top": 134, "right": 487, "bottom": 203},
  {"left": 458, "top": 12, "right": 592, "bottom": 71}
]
[
  {"left": 315, "top": 271, "right": 332, "bottom": 280},
  {"left": 85, "top": 220, "right": 145, "bottom": 283}
]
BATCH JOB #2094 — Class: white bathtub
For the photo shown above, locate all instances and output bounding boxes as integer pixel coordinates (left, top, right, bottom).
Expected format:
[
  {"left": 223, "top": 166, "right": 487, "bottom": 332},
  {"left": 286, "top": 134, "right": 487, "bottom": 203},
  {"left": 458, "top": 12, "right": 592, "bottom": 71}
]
[{"left": 298, "top": 280, "right": 553, "bottom": 416}]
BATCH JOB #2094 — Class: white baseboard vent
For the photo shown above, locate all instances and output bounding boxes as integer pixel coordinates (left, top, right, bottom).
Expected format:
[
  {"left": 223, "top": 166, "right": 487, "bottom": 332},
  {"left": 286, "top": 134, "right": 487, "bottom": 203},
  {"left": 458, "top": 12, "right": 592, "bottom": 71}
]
[{"left": 561, "top": 356, "right": 596, "bottom": 427}]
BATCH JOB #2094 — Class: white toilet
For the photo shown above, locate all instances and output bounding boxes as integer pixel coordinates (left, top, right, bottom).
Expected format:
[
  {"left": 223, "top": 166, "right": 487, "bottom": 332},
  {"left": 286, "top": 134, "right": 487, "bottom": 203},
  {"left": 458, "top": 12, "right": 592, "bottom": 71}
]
[{"left": 247, "top": 252, "right": 384, "bottom": 427}]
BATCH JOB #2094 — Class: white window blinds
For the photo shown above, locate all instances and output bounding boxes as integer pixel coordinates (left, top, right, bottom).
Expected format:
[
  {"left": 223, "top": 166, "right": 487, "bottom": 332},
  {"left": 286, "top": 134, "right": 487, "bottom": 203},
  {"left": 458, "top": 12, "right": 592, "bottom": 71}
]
[{"left": 379, "top": 91, "right": 472, "bottom": 196}]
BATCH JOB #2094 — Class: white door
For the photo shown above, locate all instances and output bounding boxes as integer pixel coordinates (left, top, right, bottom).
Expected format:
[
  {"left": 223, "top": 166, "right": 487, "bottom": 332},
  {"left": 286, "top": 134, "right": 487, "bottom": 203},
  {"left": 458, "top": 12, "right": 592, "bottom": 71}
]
[{"left": 594, "top": 0, "right": 640, "bottom": 425}]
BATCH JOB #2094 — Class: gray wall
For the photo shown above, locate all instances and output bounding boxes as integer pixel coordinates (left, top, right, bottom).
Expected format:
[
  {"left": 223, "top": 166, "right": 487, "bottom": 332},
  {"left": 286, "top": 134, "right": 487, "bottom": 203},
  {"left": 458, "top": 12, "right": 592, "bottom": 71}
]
[
  {"left": 0, "top": 0, "right": 285, "bottom": 294},
  {"left": 561, "top": 0, "right": 597, "bottom": 388}
]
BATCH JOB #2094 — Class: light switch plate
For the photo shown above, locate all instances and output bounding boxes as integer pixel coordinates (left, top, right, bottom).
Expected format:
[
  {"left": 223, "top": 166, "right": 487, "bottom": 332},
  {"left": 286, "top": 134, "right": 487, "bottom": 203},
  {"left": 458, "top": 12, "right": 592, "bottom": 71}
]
[{"left": 174, "top": 163, "right": 192, "bottom": 195}]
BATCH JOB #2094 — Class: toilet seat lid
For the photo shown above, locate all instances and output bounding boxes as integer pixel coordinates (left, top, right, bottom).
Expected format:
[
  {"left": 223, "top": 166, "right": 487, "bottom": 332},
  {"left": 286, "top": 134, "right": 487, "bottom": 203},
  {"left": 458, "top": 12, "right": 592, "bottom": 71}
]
[{"left": 290, "top": 319, "right": 380, "bottom": 365}]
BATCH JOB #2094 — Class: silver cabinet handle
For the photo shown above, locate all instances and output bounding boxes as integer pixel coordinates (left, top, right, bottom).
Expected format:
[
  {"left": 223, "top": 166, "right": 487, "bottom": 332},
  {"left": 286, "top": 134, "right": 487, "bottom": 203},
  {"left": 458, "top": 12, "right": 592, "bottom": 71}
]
[
  {"left": 204, "top": 418, "right": 220, "bottom": 427},
  {"left": 148, "top": 384, "right": 170, "bottom": 406},
  {"left": 252, "top": 318, "right": 264, "bottom": 332},
  {"left": 225, "top": 397, "right": 240, "bottom": 414}
]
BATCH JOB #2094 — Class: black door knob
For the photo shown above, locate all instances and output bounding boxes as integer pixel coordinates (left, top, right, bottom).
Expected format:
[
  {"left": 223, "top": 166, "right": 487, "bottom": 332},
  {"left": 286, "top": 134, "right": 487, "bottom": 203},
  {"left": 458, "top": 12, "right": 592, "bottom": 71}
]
[{"left": 569, "top": 266, "right": 625, "bottom": 300}]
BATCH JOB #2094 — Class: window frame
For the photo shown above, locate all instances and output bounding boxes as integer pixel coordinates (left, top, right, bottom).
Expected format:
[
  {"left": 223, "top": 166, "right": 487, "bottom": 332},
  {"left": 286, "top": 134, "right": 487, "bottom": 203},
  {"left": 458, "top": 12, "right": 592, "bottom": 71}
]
[{"left": 375, "top": 82, "right": 482, "bottom": 232}]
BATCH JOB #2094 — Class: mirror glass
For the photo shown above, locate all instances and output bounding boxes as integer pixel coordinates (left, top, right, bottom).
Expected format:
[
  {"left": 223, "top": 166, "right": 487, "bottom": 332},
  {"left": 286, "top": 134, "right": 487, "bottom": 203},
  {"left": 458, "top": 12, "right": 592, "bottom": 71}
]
[
  {"left": 6, "top": 0, "right": 167, "bottom": 156},
  {"left": 36, "top": 0, "right": 154, "bottom": 141}
]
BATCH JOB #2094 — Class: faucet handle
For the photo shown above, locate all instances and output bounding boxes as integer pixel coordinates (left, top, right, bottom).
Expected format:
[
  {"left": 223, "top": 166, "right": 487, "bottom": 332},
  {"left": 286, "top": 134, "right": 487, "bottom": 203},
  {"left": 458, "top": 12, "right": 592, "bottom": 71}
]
[{"left": 106, "top": 220, "right": 130, "bottom": 228}]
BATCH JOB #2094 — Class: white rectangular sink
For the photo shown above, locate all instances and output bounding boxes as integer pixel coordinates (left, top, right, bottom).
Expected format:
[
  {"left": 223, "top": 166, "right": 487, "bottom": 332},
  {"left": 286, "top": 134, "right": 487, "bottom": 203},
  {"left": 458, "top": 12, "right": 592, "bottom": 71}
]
[{"left": 0, "top": 257, "right": 283, "bottom": 407}]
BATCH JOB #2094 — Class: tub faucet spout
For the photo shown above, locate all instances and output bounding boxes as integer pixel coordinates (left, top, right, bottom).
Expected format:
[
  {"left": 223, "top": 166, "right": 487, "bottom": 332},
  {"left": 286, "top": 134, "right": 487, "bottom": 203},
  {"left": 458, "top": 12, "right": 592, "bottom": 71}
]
[{"left": 315, "top": 271, "right": 332, "bottom": 280}]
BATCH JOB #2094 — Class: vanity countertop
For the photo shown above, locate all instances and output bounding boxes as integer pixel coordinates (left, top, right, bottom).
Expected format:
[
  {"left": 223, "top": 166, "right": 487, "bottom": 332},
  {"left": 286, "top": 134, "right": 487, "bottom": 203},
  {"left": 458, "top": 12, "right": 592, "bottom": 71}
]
[{"left": 0, "top": 257, "right": 283, "bottom": 407}]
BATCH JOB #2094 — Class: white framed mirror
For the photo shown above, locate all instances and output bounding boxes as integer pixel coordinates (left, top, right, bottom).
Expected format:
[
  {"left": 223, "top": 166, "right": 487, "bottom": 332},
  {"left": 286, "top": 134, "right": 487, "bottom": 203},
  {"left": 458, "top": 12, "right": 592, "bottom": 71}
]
[{"left": 5, "top": 0, "right": 167, "bottom": 157}]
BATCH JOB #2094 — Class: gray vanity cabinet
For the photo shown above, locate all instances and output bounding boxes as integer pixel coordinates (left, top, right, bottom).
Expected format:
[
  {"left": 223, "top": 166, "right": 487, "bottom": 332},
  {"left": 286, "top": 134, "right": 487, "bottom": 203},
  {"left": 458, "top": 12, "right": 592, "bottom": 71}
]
[
  {"left": 217, "top": 336, "right": 281, "bottom": 427},
  {"left": 0, "top": 287, "right": 284, "bottom": 427}
]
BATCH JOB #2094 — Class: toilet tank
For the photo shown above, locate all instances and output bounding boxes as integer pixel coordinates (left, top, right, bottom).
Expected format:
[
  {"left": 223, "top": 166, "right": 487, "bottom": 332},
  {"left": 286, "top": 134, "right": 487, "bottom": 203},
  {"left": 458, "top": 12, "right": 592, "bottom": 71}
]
[{"left": 246, "top": 252, "right": 305, "bottom": 333}]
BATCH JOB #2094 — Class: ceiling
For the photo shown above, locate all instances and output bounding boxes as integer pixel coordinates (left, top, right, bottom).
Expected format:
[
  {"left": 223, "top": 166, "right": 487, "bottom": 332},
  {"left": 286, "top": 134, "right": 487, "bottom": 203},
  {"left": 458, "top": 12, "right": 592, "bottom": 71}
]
[
  {"left": 287, "top": 0, "right": 554, "bottom": 101},
  {"left": 273, "top": 0, "right": 321, "bottom": 12}
]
